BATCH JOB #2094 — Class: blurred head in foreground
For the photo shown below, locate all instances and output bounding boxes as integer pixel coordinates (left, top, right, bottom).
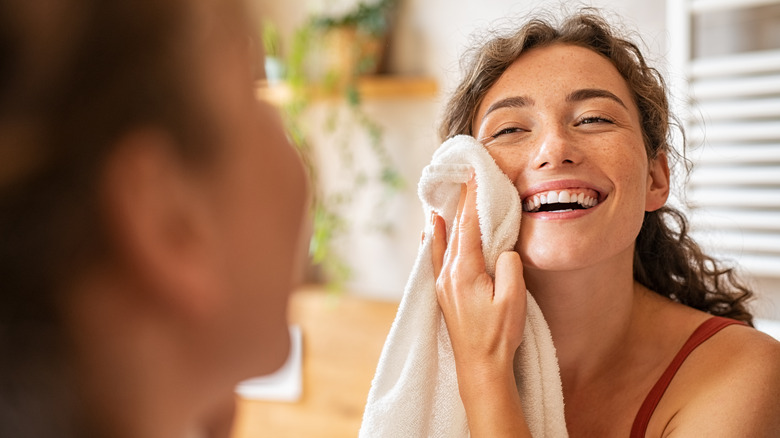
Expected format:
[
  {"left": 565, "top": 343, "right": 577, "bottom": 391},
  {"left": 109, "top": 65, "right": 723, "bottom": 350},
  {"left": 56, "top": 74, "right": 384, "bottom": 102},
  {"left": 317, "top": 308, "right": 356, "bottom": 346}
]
[{"left": 0, "top": 0, "right": 308, "bottom": 436}]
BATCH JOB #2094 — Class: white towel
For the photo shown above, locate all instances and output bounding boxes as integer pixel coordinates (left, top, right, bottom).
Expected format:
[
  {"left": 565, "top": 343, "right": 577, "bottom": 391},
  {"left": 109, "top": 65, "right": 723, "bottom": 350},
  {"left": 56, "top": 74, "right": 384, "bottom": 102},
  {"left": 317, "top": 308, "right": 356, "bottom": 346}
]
[{"left": 359, "top": 135, "right": 568, "bottom": 437}]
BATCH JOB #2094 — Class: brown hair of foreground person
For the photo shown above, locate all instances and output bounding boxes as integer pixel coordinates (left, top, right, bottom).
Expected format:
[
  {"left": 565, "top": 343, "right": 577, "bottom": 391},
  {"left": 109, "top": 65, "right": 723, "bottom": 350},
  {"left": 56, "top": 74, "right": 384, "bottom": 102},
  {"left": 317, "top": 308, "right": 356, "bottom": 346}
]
[
  {"left": 439, "top": 11, "right": 753, "bottom": 324},
  {"left": 0, "top": 0, "right": 308, "bottom": 437}
]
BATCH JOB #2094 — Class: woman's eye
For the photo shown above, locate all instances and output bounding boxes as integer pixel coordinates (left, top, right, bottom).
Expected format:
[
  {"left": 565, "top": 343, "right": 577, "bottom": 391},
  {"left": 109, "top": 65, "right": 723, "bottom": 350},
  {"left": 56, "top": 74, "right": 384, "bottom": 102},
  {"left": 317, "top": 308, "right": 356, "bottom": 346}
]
[
  {"left": 491, "top": 127, "right": 525, "bottom": 138},
  {"left": 577, "top": 116, "right": 614, "bottom": 126}
]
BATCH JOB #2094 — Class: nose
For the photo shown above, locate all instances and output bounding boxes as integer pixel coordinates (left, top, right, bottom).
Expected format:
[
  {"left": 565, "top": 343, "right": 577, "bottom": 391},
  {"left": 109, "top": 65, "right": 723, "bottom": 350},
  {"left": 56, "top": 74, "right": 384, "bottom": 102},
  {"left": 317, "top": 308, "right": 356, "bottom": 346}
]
[{"left": 531, "top": 125, "right": 583, "bottom": 170}]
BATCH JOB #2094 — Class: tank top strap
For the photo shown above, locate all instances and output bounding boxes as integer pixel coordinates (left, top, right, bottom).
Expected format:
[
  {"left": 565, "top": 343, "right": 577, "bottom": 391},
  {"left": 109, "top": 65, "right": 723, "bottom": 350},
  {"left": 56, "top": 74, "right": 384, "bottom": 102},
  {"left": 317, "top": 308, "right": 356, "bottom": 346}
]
[{"left": 629, "top": 316, "right": 747, "bottom": 438}]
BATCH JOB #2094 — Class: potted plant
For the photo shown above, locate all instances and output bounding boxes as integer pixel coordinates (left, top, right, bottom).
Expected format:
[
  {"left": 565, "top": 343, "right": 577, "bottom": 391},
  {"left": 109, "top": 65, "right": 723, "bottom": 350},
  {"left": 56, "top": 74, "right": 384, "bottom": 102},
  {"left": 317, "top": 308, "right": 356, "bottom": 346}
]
[
  {"left": 264, "top": 0, "right": 403, "bottom": 292},
  {"left": 313, "top": 0, "right": 397, "bottom": 84}
]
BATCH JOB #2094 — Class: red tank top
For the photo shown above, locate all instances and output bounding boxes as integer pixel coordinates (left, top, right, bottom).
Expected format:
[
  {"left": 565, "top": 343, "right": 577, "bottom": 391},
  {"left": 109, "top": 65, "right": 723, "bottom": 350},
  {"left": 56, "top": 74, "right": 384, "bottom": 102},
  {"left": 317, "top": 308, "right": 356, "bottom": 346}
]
[{"left": 629, "top": 316, "right": 746, "bottom": 437}]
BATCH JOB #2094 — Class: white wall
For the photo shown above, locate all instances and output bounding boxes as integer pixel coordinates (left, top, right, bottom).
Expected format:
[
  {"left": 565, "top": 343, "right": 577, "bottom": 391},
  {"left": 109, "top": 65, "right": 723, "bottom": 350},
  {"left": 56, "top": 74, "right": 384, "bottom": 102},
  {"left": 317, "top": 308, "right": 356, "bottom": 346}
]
[
  {"left": 258, "top": 0, "right": 670, "bottom": 300},
  {"left": 389, "top": 0, "right": 668, "bottom": 93}
]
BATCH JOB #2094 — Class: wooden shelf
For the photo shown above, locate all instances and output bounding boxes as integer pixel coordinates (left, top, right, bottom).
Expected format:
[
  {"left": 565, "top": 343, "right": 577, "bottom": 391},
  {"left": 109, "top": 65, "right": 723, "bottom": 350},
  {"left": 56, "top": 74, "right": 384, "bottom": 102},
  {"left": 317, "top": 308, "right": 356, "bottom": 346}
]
[{"left": 256, "top": 76, "right": 438, "bottom": 104}]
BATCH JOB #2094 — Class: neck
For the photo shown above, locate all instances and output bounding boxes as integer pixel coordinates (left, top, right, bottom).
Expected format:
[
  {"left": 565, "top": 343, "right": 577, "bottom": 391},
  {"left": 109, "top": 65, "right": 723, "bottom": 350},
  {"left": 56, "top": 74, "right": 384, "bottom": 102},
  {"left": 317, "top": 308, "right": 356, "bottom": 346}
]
[
  {"left": 65, "top": 271, "right": 221, "bottom": 438},
  {"left": 524, "top": 248, "right": 640, "bottom": 388}
]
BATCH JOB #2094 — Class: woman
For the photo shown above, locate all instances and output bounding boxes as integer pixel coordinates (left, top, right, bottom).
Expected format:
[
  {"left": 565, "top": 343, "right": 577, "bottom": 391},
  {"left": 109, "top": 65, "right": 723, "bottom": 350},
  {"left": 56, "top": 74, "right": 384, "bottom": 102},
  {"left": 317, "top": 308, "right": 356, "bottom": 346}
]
[
  {"left": 431, "top": 11, "right": 780, "bottom": 437},
  {"left": 0, "top": 0, "right": 307, "bottom": 437}
]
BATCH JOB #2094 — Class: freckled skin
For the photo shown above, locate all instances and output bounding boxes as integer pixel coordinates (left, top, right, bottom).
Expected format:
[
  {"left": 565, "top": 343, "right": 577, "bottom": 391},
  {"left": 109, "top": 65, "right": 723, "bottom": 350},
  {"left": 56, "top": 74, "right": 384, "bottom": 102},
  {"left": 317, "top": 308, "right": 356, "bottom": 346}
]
[{"left": 472, "top": 44, "right": 664, "bottom": 274}]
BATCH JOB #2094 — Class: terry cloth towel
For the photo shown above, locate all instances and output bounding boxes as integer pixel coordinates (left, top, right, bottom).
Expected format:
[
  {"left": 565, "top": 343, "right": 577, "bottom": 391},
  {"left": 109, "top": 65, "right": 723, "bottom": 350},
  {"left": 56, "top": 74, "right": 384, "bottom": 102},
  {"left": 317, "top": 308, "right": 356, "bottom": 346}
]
[{"left": 359, "top": 135, "right": 568, "bottom": 437}]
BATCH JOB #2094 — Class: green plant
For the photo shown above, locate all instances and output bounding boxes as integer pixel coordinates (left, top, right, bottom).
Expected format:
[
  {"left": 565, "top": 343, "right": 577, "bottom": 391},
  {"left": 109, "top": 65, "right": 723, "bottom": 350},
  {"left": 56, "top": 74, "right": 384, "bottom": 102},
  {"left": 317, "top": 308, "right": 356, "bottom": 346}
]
[
  {"left": 312, "top": 0, "right": 396, "bottom": 37},
  {"left": 267, "top": 4, "right": 403, "bottom": 292},
  {"left": 261, "top": 18, "right": 282, "bottom": 58}
]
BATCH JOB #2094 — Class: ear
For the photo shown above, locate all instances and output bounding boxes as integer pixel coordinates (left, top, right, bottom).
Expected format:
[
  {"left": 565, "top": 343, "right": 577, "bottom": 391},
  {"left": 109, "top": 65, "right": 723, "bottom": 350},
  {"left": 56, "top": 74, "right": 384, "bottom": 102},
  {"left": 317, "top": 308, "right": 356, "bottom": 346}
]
[
  {"left": 645, "top": 151, "right": 670, "bottom": 212},
  {"left": 100, "top": 129, "right": 221, "bottom": 320}
]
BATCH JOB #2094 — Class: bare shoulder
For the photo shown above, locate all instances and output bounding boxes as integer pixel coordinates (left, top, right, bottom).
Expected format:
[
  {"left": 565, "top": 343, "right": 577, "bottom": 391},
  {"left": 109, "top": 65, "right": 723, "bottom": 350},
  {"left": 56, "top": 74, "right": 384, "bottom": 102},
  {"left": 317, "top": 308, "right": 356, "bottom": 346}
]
[{"left": 658, "top": 322, "right": 780, "bottom": 437}]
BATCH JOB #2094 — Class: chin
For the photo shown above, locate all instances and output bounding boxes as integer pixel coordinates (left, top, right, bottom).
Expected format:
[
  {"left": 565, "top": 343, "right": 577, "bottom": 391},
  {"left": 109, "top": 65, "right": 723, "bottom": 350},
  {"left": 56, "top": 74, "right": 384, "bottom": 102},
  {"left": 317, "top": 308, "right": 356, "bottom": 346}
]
[
  {"left": 522, "top": 259, "right": 590, "bottom": 274},
  {"left": 518, "top": 245, "right": 590, "bottom": 271}
]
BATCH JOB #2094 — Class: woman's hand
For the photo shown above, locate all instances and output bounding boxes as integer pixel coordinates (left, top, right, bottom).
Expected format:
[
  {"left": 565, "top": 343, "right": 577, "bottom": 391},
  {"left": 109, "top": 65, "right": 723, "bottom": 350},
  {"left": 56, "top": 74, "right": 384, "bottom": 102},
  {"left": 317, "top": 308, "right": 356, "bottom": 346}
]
[
  {"left": 431, "top": 175, "right": 531, "bottom": 437},
  {"left": 431, "top": 175, "right": 527, "bottom": 373}
]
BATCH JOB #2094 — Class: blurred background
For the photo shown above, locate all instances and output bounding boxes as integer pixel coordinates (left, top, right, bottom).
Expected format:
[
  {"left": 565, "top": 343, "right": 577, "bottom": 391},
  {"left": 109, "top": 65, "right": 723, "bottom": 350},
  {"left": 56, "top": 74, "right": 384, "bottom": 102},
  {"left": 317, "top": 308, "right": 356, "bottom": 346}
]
[{"left": 256, "top": 0, "right": 780, "bottom": 319}]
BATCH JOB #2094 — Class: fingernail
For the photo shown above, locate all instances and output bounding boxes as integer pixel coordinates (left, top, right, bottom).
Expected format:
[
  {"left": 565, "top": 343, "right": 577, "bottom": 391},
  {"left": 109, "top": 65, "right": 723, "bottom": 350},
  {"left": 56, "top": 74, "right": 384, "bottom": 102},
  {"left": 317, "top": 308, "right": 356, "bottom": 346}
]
[{"left": 430, "top": 211, "right": 436, "bottom": 226}]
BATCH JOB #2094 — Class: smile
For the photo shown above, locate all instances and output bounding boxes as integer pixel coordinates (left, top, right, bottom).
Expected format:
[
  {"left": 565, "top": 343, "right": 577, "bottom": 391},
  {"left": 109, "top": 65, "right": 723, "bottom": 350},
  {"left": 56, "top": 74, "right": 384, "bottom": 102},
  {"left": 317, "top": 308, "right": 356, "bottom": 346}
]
[{"left": 522, "top": 188, "right": 601, "bottom": 213}]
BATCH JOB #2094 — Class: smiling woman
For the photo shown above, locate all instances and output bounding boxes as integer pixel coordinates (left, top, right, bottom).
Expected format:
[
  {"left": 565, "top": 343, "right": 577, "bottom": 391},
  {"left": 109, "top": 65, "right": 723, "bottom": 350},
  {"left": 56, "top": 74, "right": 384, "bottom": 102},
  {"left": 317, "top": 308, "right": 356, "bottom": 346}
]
[
  {"left": 473, "top": 43, "right": 669, "bottom": 274},
  {"left": 432, "top": 10, "right": 780, "bottom": 437}
]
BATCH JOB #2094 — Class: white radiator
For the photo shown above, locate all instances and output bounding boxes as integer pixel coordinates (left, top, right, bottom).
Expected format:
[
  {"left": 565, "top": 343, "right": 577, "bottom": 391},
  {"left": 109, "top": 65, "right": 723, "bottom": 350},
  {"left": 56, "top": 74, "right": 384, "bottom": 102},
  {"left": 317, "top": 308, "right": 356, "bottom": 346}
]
[{"left": 668, "top": 0, "right": 780, "bottom": 279}]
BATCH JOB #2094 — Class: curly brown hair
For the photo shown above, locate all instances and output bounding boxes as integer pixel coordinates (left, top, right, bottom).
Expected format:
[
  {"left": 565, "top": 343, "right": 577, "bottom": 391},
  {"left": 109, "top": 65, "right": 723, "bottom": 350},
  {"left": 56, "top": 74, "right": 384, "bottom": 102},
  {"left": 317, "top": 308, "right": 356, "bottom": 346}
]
[{"left": 439, "top": 10, "right": 754, "bottom": 324}]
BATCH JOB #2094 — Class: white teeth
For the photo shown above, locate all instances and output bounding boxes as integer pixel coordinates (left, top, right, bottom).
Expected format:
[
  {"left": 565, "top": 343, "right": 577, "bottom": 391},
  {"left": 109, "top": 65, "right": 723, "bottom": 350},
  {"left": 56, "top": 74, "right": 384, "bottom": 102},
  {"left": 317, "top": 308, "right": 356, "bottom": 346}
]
[{"left": 522, "top": 189, "right": 600, "bottom": 213}]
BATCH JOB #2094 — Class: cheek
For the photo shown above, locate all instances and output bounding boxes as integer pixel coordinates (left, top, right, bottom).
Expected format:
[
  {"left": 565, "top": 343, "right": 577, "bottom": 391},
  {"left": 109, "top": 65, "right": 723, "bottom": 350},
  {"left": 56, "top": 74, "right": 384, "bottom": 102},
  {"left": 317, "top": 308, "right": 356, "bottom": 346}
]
[
  {"left": 211, "top": 102, "right": 309, "bottom": 369},
  {"left": 606, "top": 151, "right": 651, "bottom": 234},
  {"left": 617, "top": 155, "right": 651, "bottom": 200},
  {"left": 487, "top": 147, "right": 526, "bottom": 182},
  {"left": 223, "top": 146, "right": 307, "bottom": 374},
  {"left": 242, "top": 119, "right": 307, "bottom": 297}
]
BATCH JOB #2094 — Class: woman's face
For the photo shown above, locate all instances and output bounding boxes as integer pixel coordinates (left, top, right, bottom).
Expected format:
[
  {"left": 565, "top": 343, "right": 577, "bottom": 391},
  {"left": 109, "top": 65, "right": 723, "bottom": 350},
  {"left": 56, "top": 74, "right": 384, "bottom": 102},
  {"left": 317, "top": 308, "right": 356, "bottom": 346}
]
[{"left": 472, "top": 44, "right": 668, "bottom": 275}]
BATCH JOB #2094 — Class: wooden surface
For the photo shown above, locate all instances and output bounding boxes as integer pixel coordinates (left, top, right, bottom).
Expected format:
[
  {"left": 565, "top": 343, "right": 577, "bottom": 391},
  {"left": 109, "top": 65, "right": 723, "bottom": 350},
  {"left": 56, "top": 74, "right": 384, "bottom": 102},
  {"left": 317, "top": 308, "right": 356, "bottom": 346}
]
[
  {"left": 256, "top": 76, "right": 438, "bottom": 104},
  {"left": 231, "top": 286, "right": 400, "bottom": 438}
]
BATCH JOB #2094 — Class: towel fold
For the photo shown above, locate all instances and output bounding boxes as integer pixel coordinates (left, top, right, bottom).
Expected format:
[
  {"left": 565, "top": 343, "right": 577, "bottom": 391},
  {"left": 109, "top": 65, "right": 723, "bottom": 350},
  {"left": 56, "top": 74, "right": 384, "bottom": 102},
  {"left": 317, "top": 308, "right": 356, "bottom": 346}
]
[{"left": 359, "top": 135, "right": 568, "bottom": 437}]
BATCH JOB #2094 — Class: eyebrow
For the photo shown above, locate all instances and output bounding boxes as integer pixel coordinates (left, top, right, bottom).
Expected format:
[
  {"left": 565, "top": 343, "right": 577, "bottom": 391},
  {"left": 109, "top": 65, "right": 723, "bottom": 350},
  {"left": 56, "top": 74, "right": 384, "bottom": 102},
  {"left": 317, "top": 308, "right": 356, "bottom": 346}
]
[
  {"left": 480, "top": 88, "right": 627, "bottom": 121},
  {"left": 566, "top": 88, "right": 627, "bottom": 108},
  {"left": 481, "top": 96, "right": 534, "bottom": 120}
]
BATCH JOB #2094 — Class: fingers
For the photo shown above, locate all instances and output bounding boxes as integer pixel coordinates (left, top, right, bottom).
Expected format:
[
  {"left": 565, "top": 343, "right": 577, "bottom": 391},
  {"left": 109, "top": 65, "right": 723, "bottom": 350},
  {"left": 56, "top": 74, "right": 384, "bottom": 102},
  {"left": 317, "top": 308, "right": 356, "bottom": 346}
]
[
  {"left": 433, "top": 172, "right": 485, "bottom": 280},
  {"left": 431, "top": 213, "right": 446, "bottom": 279},
  {"left": 448, "top": 182, "right": 468, "bottom": 257},
  {"left": 493, "top": 251, "right": 527, "bottom": 350},
  {"left": 494, "top": 251, "right": 524, "bottom": 302},
  {"left": 455, "top": 175, "right": 485, "bottom": 272}
]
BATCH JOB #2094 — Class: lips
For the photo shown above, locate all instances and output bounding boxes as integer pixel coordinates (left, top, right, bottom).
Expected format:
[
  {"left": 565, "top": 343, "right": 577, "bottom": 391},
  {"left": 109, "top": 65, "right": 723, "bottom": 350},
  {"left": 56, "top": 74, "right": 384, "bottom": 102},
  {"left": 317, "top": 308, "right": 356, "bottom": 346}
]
[{"left": 522, "top": 188, "right": 601, "bottom": 213}]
